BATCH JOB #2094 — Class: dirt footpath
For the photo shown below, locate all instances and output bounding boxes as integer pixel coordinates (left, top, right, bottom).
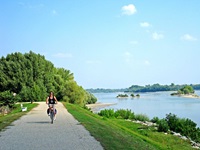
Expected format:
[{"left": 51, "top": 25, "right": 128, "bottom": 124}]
[{"left": 0, "top": 102, "right": 104, "bottom": 150}]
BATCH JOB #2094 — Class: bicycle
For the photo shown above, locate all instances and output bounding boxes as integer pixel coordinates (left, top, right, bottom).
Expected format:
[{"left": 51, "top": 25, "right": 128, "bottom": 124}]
[{"left": 47, "top": 104, "right": 57, "bottom": 124}]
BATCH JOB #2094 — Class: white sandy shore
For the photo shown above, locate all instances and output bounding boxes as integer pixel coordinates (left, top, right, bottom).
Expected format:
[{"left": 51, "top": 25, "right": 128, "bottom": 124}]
[
  {"left": 179, "top": 94, "right": 200, "bottom": 99},
  {"left": 86, "top": 102, "right": 116, "bottom": 112}
]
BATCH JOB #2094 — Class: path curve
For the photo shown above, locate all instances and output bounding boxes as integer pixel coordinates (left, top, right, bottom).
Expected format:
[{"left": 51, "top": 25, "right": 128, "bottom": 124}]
[{"left": 0, "top": 102, "right": 103, "bottom": 150}]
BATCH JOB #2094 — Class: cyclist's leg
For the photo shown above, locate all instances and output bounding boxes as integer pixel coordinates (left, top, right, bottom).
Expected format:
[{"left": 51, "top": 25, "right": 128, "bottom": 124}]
[
  {"left": 52, "top": 104, "right": 56, "bottom": 115},
  {"left": 47, "top": 104, "right": 50, "bottom": 115},
  {"left": 52, "top": 104, "right": 56, "bottom": 120}
]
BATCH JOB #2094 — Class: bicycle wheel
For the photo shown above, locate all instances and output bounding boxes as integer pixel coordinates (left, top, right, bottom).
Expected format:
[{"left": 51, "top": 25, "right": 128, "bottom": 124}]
[{"left": 50, "top": 110, "right": 54, "bottom": 124}]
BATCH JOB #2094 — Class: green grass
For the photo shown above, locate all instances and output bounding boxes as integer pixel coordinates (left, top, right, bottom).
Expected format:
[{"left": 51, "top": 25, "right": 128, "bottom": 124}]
[
  {"left": 0, "top": 103, "right": 38, "bottom": 131},
  {"left": 64, "top": 103, "right": 193, "bottom": 150}
]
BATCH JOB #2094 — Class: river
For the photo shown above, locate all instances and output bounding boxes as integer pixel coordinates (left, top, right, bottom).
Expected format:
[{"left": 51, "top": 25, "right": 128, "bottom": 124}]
[{"left": 93, "top": 91, "right": 200, "bottom": 127}]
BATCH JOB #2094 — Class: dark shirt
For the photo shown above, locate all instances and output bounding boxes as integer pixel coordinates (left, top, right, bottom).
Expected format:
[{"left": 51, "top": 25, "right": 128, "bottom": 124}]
[{"left": 48, "top": 96, "right": 56, "bottom": 104}]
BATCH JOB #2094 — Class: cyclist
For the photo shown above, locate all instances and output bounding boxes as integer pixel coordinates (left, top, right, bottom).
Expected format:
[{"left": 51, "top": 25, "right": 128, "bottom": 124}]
[{"left": 46, "top": 91, "right": 58, "bottom": 120}]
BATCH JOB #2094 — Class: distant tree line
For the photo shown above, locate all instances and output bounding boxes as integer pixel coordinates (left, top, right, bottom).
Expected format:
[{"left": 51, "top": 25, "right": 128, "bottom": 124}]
[
  {"left": 87, "top": 83, "right": 200, "bottom": 93},
  {"left": 87, "top": 88, "right": 126, "bottom": 93},
  {"left": 0, "top": 51, "right": 96, "bottom": 108},
  {"left": 125, "top": 83, "right": 200, "bottom": 93}
]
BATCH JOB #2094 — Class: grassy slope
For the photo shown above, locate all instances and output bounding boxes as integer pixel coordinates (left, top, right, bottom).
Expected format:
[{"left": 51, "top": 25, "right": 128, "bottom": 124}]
[
  {"left": 64, "top": 103, "right": 193, "bottom": 150},
  {"left": 0, "top": 103, "right": 38, "bottom": 131}
]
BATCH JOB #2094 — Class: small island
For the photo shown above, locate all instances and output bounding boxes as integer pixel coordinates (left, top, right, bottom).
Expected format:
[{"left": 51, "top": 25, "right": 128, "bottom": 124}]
[
  {"left": 116, "top": 94, "right": 129, "bottom": 98},
  {"left": 117, "top": 93, "right": 140, "bottom": 98},
  {"left": 171, "top": 85, "right": 199, "bottom": 98},
  {"left": 130, "top": 93, "right": 140, "bottom": 98}
]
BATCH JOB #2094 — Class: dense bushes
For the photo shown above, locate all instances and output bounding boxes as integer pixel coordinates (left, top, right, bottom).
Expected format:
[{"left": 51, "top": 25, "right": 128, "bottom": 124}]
[
  {"left": 98, "top": 109, "right": 150, "bottom": 121},
  {"left": 116, "top": 94, "right": 128, "bottom": 98},
  {"left": 155, "top": 113, "right": 200, "bottom": 142},
  {"left": 98, "top": 109, "right": 200, "bottom": 142},
  {"left": 157, "top": 119, "right": 169, "bottom": 132},
  {"left": 0, "top": 91, "right": 20, "bottom": 108},
  {"left": 165, "top": 113, "right": 200, "bottom": 142},
  {"left": 115, "top": 109, "right": 135, "bottom": 119},
  {"left": 98, "top": 109, "right": 115, "bottom": 118},
  {"left": 0, "top": 51, "right": 96, "bottom": 107}
]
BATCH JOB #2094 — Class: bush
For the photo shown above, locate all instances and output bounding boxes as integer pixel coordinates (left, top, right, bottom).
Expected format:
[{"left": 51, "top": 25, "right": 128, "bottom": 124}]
[
  {"left": 98, "top": 109, "right": 115, "bottom": 118},
  {"left": 115, "top": 109, "right": 134, "bottom": 119},
  {"left": 116, "top": 94, "right": 128, "bottom": 98},
  {"left": 136, "top": 94, "right": 140, "bottom": 97},
  {"left": 165, "top": 113, "right": 179, "bottom": 131},
  {"left": 151, "top": 117, "right": 160, "bottom": 124},
  {"left": 98, "top": 109, "right": 135, "bottom": 120},
  {"left": 164, "top": 113, "right": 200, "bottom": 142},
  {"left": 134, "top": 114, "right": 150, "bottom": 122},
  {"left": 158, "top": 119, "right": 169, "bottom": 132},
  {"left": 0, "top": 91, "right": 17, "bottom": 108}
]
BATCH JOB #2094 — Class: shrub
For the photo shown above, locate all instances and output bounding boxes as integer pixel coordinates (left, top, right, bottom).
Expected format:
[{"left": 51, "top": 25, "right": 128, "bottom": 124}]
[
  {"left": 98, "top": 109, "right": 135, "bottom": 120},
  {"left": 136, "top": 94, "right": 140, "bottom": 97},
  {"left": 158, "top": 119, "right": 169, "bottom": 132},
  {"left": 115, "top": 109, "right": 134, "bottom": 119},
  {"left": 164, "top": 113, "right": 200, "bottom": 142},
  {"left": 0, "top": 91, "right": 17, "bottom": 108},
  {"left": 179, "top": 118, "right": 199, "bottom": 141},
  {"left": 151, "top": 117, "right": 160, "bottom": 124},
  {"left": 116, "top": 94, "right": 128, "bottom": 98},
  {"left": 165, "top": 113, "right": 179, "bottom": 131},
  {"left": 98, "top": 109, "right": 115, "bottom": 118},
  {"left": 134, "top": 114, "right": 150, "bottom": 122}
]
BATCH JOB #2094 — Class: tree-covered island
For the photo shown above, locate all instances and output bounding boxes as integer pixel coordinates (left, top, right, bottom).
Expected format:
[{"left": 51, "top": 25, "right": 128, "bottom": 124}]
[
  {"left": 116, "top": 94, "right": 128, "bottom": 98},
  {"left": 171, "top": 85, "right": 200, "bottom": 98},
  {"left": 116, "top": 93, "right": 140, "bottom": 98}
]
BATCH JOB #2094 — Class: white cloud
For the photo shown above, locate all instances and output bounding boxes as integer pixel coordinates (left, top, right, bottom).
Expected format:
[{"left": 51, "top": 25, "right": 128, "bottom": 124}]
[
  {"left": 152, "top": 32, "right": 164, "bottom": 40},
  {"left": 121, "top": 4, "right": 137, "bottom": 15},
  {"left": 140, "top": 22, "right": 151, "bottom": 27},
  {"left": 53, "top": 53, "right": 72, "bottom": 58},
  {"left": 181, "top": 34, "right": 197, "bottom": 41}
]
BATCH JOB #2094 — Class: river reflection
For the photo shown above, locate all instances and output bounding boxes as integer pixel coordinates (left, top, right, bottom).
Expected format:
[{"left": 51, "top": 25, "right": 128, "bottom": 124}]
[{"left": 93, "top": 91, "right": 200, "bottom": 127}]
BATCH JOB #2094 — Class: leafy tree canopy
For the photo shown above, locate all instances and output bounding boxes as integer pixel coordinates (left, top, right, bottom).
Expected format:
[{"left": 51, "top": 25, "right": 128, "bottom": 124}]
[{"left": 0, "top": 51, "right": 96, "bottom": 107}]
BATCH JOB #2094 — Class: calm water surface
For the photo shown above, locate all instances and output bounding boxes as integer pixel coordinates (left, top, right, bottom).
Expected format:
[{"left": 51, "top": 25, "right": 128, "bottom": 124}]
[{"left": 93, "top": 91, "right": 200, "bottom": 127}]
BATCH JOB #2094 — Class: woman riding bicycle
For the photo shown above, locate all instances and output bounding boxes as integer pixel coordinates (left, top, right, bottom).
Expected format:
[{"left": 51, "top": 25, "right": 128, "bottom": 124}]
[{"left": 46, "top": 91, "right": 58, "bottom": 119}]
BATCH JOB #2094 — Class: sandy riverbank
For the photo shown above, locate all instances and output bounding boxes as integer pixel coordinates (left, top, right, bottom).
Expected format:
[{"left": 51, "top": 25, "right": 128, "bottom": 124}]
[
  {"left": 179, "top": 94, "right": 200, "bottom": 99},
  {"left": 86, "top": 102, "right": 116, "bottom": 113}
]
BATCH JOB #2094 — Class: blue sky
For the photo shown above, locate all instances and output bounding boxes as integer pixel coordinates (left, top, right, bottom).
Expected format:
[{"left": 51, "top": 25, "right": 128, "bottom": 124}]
[{"left": 0, "top": 1, "right": 200, "bottom": 89}]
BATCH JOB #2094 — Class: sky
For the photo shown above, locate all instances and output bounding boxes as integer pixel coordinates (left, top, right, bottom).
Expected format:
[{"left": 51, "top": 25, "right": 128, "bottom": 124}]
[{"left": 0, "top": 1, "right": 200, "bottom": 89}]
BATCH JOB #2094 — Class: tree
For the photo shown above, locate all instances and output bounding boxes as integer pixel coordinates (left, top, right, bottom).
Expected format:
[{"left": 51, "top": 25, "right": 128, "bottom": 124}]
[
  {"left": 180, "top": 85, "right": 194, "bottom": 94},
  {"left": 0, "top": 51, "right": 97, "bottom": 107},
  {"left": 0, "top": 91, "right": 17, "bottom": 108}
]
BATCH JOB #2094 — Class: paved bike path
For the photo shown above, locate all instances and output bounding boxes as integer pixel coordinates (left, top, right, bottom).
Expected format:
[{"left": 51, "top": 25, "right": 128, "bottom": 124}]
[{"left": 0, "top": 102, "right": 104, "bottom": 150}]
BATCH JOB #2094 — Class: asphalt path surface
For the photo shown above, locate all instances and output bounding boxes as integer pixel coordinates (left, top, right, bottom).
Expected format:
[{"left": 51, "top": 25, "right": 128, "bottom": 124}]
[{"left": 0, "top": 102, "right": 104, "bottom": 150}]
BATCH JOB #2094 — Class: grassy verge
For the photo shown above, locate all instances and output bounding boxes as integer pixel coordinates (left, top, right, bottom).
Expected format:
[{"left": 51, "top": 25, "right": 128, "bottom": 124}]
[
  {"left": 0, "top": 103, "right": 38, "bottom": 131},
  {"left": 64, "top": 102, "right": 193, "bottom": 150}
]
